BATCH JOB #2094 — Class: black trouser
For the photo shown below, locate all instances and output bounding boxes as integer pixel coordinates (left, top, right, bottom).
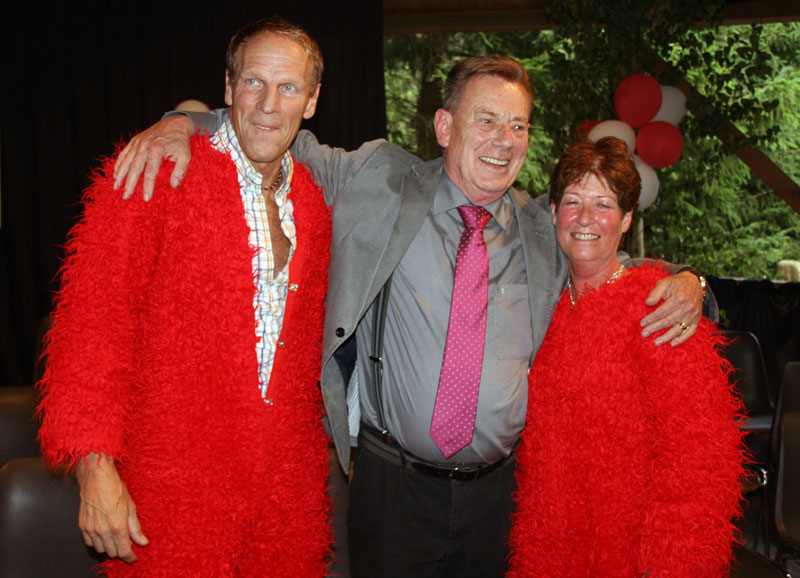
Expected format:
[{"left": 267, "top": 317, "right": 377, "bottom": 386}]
[{"left": 347, "top": 435, "right": 517, "bottom": 578}]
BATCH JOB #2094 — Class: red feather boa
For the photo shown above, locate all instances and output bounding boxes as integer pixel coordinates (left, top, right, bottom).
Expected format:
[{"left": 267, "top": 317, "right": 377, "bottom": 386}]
[
  {"left": 508, "top": 266, "right": 745, "bottom": 578},
  {"left": 38, "top": 137, "right": 333, "bottom": 577}
]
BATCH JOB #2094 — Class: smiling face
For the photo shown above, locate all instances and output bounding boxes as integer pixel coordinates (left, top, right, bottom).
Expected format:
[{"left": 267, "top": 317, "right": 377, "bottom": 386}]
[
  {"left": 552, "top": 173, "right": 633, "bottom": 278},
  {"left": 224, "top": 32, "right": 320, "bottom": 179},
  {"left": 434, "top": 74, "right": 531, "bottom": 206}
]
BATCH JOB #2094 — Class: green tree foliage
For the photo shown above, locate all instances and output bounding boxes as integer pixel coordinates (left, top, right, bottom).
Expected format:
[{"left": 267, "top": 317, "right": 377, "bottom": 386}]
[
  {"left": 383, "top": 7, "right": 800, "bottom": 279},
  {"left": 384, "top": 30, "right": 558, "bottom": 194},
  {"left": 638, "top": 20, "right": 799, "bottom": 278}
]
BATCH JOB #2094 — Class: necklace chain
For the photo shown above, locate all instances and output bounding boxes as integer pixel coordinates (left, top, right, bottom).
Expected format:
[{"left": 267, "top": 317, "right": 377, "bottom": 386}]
[
  {"left": 261, "top": 170, "right": 283, "bottom": 193},
  {"left": 567, "top": 263, "right": 625, "bottom": 307}
]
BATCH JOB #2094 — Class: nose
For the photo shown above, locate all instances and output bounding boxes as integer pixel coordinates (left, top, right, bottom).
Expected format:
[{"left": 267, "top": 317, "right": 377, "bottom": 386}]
[
  {"left": 577, "top": 203, "right": 594, "bottom": 226},
  {"left": 257, "top": 86, "right": 279, "bottom": 113},
  {"left": 492, "top": 123, "right": 514, "bottom": 147}
]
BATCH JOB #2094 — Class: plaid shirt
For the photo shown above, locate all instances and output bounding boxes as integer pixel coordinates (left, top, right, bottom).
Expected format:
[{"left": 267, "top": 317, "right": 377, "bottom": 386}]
[{"left": 211, "top": 119, "right": 296, "bottom": 398}]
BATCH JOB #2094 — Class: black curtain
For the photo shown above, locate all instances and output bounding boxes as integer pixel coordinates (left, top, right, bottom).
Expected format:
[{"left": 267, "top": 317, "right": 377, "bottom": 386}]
[
  {"left": 0, "top": 1, "right": 386, "bottom": 386},
  {"left": 710, "top": 276, "right": 800, "bottom": 401}
]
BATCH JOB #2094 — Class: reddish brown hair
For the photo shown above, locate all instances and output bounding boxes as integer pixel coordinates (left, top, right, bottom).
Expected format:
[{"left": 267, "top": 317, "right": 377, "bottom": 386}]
[{"left": 549, "top": 137, "right": 640, "bottom": 213}]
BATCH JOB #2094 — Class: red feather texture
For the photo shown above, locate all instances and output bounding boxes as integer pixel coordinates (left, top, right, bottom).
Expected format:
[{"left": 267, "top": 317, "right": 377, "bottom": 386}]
[
  {"left": 508, "top": 266, "right": 746, "bottom": 578},
  {"left": 37, "top": 136, "right": 333, "bottom": 577}
]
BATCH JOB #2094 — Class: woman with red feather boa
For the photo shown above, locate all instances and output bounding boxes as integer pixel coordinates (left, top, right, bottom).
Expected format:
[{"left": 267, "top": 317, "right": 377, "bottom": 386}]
[{"left": 507, "top": 137, "right": 745, "bottom": 578}]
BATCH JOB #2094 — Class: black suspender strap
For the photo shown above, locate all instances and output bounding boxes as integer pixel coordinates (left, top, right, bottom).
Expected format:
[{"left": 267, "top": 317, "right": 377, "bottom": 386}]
[{"left": 368, "top": 274, "right": 393, "bottom": 435}]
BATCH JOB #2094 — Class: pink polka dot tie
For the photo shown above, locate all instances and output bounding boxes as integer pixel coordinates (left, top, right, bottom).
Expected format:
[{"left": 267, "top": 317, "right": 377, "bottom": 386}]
[{"left": 430, "top": 205, "right": 492, "bottom": 458}]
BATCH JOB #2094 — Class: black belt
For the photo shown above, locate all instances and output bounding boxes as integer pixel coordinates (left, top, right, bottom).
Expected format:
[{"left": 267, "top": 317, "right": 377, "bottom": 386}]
[{"left": 358, "top": 422, "right": 514, "bottom": 482}]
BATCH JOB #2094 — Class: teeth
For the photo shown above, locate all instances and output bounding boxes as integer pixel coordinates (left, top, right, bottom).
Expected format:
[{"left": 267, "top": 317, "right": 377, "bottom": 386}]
[
  {"left": 572, "top": 233, "right": 599, "bottom": 240},
  {"left": 480, "top": 156, "right": 509, "bottom": 166}
]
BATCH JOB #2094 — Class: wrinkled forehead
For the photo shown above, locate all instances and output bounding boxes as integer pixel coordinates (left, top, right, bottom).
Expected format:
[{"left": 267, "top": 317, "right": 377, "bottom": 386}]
[
  {"left": 234, "top": 32, "right": 315, "bottom": 83},
  {"left": 458, "top": 75, "right": 532, "bottom": 118}
]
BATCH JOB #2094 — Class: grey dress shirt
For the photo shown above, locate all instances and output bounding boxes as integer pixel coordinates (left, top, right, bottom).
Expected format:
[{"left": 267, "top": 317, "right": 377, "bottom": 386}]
[
  {"left": 357, "top": 171, "right": 532, "bottom": 465},
  {"left": 176, "top": 112, "right": 717, "bottom": 472}
]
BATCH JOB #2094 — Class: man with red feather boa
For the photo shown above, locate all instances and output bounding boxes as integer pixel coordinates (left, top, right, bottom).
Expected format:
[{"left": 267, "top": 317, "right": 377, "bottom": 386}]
[{"left": 37, "top": 17, "right": 333, "bottom": 577}]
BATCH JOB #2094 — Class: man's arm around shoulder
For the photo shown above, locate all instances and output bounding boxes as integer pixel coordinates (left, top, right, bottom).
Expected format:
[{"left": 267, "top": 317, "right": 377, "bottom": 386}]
[{"left": 114, "top": 109, "right": 225, "bottom": 200}]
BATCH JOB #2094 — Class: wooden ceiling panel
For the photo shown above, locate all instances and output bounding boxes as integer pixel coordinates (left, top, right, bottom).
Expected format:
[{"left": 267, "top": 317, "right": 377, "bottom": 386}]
[{"left": 383, "top": 0, "right": 800, "bottom": 34}]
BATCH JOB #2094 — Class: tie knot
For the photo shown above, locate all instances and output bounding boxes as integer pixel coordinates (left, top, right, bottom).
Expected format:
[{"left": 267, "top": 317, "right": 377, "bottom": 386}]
[{"left": 457, "top": 205, "right": 491, "bottom": 230}]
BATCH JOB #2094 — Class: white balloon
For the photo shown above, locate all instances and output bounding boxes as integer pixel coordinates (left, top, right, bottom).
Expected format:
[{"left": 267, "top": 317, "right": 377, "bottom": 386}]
[
  {"left": 587, "top": 120, "right": 636, "bottom": 155},
  {"left": 651, "top": 85, "right": 687, "bottom": 125},
  {"left": 634, "top": 155, "right": 659, "bottom": 210}
]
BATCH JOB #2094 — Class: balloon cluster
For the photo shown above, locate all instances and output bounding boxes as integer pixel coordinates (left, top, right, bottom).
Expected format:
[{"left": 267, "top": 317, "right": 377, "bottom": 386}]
[{"left": 581, "top": 73, "right": 687, "bottom": 210}]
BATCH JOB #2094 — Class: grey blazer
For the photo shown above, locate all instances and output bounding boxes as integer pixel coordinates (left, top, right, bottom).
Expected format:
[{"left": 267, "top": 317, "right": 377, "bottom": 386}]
[
  {"left": 183, "top": 112, "right": 710, "bottom": 473},
  {"left": 292, "top": 130, "right": 568, "bottom": 472}
]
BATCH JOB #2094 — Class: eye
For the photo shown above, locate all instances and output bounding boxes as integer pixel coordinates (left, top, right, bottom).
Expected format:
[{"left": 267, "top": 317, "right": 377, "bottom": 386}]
[
  {"left": 281, "top": 84, "right": 297, "bottom": 93},
  {"left": 244, "top": 78, "right": 262, "bottom": 88},
  {"left": 513, "top": 123, "right": 530, "bottom": 132}
]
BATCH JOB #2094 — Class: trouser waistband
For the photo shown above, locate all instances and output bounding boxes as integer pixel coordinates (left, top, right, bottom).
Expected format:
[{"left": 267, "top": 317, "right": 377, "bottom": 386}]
[{"left": 358, "top": 422, "right": 513, "bottom": 481}]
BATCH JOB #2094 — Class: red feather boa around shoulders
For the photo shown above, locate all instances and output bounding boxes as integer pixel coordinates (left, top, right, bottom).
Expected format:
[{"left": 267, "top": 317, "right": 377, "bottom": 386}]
[
  {"left": 38, "top": 136, "right": 333, "bottom": 577},
  {"left": 508, "top": 266, "right": 745, "bottom": 578}
]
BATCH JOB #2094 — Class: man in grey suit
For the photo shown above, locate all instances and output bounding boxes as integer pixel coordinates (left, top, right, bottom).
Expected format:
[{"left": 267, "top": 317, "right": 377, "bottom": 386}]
[{"left": 115, "top": 53, "right": 705, "bottom": 577}]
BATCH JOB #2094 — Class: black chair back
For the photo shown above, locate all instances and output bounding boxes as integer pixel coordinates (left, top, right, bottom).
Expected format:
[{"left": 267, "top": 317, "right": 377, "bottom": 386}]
[
  {"left": 0, "top": 457, "right": 102, "bottom": 577},
  {"left": 722, "top": 330, "right": 774, "bottom": 434},
  {"left": 0, "top": 386, "right": 40, "bottom": 466},
  {"left": 772, "top": 362, "right": 800, "bottom": 459},
  {"left": 729, "top": 543, "right": 790, "bottom": 577},
  {"left": 776, "top": 412, "right": 800, "bottom": 552}
]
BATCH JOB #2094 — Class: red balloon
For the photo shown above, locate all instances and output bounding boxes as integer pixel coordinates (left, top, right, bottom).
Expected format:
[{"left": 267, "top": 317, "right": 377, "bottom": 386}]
[
  {"left": 614, "top": 73, "right": 662, "bottom": 128},
  {"left": 636, "top": 121, "right": 684, "bottom": 168},
  {"left": 576, "top": 119, "right": 600, "bottom": 139}
]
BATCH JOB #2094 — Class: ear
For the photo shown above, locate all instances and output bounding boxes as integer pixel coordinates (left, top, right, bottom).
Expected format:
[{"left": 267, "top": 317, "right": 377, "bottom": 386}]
[
  {"left": 550, "top": 201, "right": 558, "bottom": 226},
  {"left": 224, "top": 70, "right": 233, "bottom": 107},
  {"left": 621, "top": 210, "right": 633, "bottom": 233},
  {"left": 433, "top": 108, "right": 453, "bottom": 148},
  {"left": 303, "top": 83, "right": 321, "bottom": 120}
]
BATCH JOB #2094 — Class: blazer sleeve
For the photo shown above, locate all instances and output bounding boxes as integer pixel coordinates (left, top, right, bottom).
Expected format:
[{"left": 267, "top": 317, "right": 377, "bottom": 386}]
[
  {"left": 162, "top": 113, "right": 379, "bottom": 208},
  {"left": 37, "top": 154, "right": 164, "bottom": 471},
  {"left": 163, "top": 108, "right": 225, "bottom": 136},
  {"left": 290, "top": 129, "right": 390, "bottom": 206},
  {"left": 621, "top": 253, "right": 719, "bottom": 322},
  {"left": 636, "top": 320, "right": 745, "bottom": 577}
]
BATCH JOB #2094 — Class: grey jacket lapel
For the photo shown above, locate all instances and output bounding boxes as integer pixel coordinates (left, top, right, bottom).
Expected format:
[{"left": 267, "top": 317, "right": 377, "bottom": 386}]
[
  {"left": 362, "top": 158, "right": 440, "bottom": 316},
  {"left": 511, "top": 189, "right": 568, "bottom": 359}
]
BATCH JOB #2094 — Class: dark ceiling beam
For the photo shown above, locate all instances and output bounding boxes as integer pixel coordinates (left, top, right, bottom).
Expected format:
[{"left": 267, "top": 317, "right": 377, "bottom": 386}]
[
  {"left": 735, "top": 148, "right": 800, "bottom": 214},
  {"left": 384, "top": 9, "right": 550, "bottom": 34},
  {"left": 383, "top": 1, "right": 800, "bottom": 34},
  {"left": 721, "top": 0, "right": 800, "bottom": 25}
]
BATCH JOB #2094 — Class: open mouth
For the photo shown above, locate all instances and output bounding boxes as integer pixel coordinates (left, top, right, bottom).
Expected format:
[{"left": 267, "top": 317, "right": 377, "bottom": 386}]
[
  {"left": 572, "top": 233, "right": 600, "bottom": 240},
  {"left": 479, "top": 156, "right": 509, "bottom": 166}
]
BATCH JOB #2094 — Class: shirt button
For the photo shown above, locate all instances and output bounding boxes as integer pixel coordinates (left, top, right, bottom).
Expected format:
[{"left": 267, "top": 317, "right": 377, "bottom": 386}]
[
  {"left": 278, "top": 340, "right": 285, "bottom": 348},
  {"left": 335, "top": 328, "right": 345, "bottom": 337},
  {"left": 289, "top": 283, "right": 299, "bottom": 292},
  {"left": 264, "top": 398, "right": 274, "bottom": 406}
]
